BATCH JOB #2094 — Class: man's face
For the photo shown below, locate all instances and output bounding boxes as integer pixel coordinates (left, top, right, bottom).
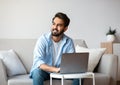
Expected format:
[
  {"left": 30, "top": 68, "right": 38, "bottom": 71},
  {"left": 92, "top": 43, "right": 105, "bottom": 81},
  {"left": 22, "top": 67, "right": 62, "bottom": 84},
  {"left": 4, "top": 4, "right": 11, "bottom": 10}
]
[{"left": 51, "top": 17, "right": 67, "bottom": 37}]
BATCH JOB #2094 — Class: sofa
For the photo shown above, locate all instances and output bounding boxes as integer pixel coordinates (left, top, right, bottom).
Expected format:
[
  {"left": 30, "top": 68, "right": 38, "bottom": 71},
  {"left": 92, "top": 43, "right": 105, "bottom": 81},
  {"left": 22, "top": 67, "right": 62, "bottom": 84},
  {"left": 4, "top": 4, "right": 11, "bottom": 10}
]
[{"left": 0, "top": 39, "right": 118, "bottom": 85}]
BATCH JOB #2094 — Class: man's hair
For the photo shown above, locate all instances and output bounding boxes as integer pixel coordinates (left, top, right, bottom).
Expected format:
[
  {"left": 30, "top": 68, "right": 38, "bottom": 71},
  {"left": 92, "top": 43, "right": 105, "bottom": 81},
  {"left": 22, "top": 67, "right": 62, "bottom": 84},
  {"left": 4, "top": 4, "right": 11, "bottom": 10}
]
[{"left": 52, "top": 12, "right": 70, "bottom": 27}]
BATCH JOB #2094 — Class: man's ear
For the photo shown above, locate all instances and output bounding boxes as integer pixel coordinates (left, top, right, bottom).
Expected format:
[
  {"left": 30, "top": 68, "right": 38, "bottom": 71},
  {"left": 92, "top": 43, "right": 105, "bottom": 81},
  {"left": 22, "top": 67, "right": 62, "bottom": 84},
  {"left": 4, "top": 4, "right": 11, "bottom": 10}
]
[{"left": 64, "top": 27, "right": 68, "bottom": 32}]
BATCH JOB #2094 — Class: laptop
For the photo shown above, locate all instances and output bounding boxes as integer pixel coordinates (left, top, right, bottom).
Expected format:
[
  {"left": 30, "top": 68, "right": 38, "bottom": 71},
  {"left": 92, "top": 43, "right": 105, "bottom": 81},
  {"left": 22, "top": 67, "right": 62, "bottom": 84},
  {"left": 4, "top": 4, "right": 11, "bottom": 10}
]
[{"left": 60, "top": 53, "right": 89, "bottom": 74}]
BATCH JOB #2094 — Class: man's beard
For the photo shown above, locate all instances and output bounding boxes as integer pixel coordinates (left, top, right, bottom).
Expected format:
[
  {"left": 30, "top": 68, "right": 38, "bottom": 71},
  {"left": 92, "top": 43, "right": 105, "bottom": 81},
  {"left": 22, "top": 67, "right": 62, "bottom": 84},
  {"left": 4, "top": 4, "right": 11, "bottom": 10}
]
[{"left": 51, "top": 29, "right": 64, "bottom": 37}]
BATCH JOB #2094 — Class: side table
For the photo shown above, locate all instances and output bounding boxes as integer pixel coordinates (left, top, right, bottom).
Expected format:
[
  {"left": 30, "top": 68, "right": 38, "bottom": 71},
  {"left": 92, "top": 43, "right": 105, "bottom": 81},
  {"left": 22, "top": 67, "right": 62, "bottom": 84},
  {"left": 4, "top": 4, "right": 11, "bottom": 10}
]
[{"left": 50, "top": 72, "right": 95, "bottom": 85}]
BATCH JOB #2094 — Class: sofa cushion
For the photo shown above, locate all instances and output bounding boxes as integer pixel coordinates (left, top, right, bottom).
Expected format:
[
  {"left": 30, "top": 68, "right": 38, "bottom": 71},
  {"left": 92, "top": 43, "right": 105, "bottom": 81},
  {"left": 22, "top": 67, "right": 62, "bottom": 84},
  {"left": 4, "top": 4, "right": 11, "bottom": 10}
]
[
  {"left": 8, "top": 74, "right": 32, "bottom": 85},
  {"left": 8, "top": 73, "right": 110, "bottom": 85},
  {"left": 73, "top": 39, "right": 88, "bottom": 48},
  {"left": 0, "top": 49, "right": 27, "bottom": 77},
  {"left": 8, "top": 74, "right": 72, "bottom": 85},
  {"left": 84, "top": 73, "right": 110, "bottom": 85},
  {"left": 75, "top": 45, "right": 106, "bottom": 72}
]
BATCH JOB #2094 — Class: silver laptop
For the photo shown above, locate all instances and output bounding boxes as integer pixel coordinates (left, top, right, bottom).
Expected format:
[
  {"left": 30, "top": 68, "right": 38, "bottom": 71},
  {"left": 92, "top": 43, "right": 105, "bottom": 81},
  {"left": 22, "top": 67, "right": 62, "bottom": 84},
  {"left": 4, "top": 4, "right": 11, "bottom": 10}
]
[{"left": 60, "top": 53, "right": 89, "bottom": 74}]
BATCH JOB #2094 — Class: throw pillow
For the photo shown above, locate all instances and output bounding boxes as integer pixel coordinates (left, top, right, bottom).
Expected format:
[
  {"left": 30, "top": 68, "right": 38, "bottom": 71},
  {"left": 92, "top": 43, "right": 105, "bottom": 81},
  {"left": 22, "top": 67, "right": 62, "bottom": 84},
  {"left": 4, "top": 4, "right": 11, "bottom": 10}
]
[
  {"left": 73, "top": 39, "right": 88, "bottom": 48},
  {"left": 75, "top": 45, "right": 106, "bottom": 72},
  {"left": 0, "top": 49, "right": 27, "bottom": 77}
]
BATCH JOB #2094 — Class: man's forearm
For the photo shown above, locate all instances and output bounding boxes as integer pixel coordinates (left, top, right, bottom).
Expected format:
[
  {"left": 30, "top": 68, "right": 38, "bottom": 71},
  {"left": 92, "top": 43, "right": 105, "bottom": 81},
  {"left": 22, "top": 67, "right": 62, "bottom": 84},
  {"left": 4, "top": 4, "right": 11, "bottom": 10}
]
[{"left": 39, "top": 64, "right": 60, "bottom": 73}]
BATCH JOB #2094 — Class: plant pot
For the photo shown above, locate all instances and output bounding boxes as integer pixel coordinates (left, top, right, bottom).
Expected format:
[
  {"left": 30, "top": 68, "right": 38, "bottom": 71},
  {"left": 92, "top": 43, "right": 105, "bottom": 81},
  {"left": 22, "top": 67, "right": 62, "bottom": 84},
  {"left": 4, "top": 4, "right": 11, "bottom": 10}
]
[{"left": 106, "top": 35, "right": 116, "bottom": 42}]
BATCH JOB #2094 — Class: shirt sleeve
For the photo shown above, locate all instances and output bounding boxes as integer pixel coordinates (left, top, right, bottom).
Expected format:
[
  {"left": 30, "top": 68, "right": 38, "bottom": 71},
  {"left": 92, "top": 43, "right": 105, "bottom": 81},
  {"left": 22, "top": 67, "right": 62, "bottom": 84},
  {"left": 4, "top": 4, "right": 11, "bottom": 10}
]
[{"left": 33, "top": 35, "right": 46, "bottom": 68}]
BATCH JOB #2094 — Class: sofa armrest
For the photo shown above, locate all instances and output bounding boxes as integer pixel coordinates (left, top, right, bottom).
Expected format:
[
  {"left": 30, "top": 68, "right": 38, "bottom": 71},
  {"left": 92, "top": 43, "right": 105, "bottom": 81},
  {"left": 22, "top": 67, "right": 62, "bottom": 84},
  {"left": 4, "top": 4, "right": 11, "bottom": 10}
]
[
  {"left": 0, "top": 59, "right": 7, "bottom": 85},
  {"left": 97, "top": 54, "right": 118, "bottom": 85}
]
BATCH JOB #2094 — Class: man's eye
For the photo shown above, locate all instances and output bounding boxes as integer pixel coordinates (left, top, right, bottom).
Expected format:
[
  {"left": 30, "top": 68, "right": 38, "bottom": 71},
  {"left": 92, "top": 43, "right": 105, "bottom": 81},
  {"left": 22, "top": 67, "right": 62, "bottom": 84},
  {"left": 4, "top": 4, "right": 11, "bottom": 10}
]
[
  {"left": 58, "top": 24, "right": 63, "bottom": 27},
  {"left": 52, "top": 23, "right": 55, "bottom": 25}
]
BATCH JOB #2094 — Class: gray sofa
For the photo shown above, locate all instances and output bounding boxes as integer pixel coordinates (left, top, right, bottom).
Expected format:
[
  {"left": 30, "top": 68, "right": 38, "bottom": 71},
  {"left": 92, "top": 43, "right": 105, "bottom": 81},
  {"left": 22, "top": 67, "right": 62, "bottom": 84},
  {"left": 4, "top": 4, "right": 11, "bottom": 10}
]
[{"left": 0, "top": 39, "right": 118, "bottom": 85}]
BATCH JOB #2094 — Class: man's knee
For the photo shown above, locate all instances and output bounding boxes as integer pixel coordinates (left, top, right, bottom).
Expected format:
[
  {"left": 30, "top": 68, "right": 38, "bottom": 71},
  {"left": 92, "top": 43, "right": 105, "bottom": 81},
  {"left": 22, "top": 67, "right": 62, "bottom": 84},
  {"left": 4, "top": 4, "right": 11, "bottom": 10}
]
[
  {"left": 32, "top": 68, "right": 44, "bottom": 80},
  {"left": 32, "top": 68, "right": 50, "bottom": 80}
]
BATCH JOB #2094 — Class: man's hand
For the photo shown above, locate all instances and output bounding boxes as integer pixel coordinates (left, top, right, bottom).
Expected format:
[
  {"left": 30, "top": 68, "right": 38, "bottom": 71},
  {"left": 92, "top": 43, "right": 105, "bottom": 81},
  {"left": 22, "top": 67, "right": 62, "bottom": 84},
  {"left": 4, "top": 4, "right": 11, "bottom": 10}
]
[
  {"left": 56, "top": 68, "right": 60, "bottom": 73},
  {"left": 39, "top": 64, "right": 60, "bottom": 73}
]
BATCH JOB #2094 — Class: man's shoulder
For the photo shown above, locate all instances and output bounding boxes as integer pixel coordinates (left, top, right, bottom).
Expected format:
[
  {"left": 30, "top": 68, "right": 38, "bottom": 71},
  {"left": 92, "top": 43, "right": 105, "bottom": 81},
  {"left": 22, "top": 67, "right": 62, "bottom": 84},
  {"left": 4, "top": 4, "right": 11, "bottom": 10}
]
[
  {"left": 37, "top": 32, "right": 51, "bottom": 44},
  {"left": 64, "top": 34, "right": 73, "bottom": 41},
  {"left": 38, "top": 32, "right": 51, "bottom": 39},
  {"left": 63, "top": 34, "right": 74, "bottom": 45}
]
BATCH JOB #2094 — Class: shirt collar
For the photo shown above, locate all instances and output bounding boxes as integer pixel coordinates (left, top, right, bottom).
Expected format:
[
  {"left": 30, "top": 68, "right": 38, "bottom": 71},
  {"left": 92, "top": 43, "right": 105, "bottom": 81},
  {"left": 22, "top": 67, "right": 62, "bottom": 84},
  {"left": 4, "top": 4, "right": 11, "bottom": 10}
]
[{"left": 48, "top": 32, "right": 68, "bottom": 46}]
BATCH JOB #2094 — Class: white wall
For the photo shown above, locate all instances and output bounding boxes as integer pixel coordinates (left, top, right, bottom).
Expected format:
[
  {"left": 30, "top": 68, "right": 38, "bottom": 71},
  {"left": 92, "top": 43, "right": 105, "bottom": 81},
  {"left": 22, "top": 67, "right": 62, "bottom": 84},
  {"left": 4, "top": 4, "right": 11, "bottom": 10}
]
[{"left": 0, "top": 0, "right": 120, "bottom": 47}]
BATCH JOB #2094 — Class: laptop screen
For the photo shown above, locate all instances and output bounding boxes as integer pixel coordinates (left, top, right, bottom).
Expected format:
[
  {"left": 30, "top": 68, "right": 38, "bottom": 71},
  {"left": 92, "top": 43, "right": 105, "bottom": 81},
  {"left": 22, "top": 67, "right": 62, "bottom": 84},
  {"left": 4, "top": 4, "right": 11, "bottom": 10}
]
[{"left": 60, "top": 53, "right": 89, "bottom": 74}]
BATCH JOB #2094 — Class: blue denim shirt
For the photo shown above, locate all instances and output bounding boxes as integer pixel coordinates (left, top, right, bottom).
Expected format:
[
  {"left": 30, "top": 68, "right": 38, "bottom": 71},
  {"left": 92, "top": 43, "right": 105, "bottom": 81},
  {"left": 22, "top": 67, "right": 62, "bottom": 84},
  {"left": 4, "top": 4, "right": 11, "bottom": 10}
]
[{"left": 30, "top": 32, "right": 75, "bottom": 77}]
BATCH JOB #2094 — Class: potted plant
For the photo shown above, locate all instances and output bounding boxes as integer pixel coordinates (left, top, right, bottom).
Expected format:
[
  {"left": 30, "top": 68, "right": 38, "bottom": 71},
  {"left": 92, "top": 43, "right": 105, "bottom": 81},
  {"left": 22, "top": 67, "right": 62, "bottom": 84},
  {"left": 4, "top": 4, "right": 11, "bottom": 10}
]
[{"left": 106, "top": 27, "right": 116, "bottom": 42}]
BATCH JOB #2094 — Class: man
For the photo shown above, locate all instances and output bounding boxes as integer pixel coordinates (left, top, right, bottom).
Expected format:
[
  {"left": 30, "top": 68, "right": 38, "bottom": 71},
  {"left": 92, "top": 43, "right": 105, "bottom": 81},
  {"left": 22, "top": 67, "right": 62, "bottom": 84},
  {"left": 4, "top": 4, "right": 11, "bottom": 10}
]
[{"left": 30, "top": 12, "right": 79, "bottom": 85}]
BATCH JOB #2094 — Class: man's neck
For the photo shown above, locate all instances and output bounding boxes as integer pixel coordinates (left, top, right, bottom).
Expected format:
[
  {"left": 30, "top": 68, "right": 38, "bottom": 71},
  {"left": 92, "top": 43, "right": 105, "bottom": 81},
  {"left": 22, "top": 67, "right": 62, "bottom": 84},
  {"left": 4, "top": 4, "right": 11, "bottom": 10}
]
[{"left": 52, "top": 35, "right": 63, "bottom": 42}]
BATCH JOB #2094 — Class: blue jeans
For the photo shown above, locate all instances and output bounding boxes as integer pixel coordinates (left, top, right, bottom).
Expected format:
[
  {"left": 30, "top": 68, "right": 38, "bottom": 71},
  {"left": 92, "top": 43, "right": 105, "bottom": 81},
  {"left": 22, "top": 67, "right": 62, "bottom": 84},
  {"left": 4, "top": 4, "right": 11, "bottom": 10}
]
[
  {"left": 31, "top": 68, "right": 81, "bottom": 85},
  {"left": 31, "top": 68, "right": 50, "bottom": 85},
  {"left": 73, "top": 79, "right": 83, "bottom": 85}
]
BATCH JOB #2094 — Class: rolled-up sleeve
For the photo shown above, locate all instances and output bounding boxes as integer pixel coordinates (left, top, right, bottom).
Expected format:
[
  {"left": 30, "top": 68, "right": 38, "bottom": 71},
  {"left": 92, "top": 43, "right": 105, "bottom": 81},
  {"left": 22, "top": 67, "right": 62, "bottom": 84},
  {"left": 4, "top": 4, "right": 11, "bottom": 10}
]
[{"left": 33, "top": 35, "right": 46, "bottom": 68}]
